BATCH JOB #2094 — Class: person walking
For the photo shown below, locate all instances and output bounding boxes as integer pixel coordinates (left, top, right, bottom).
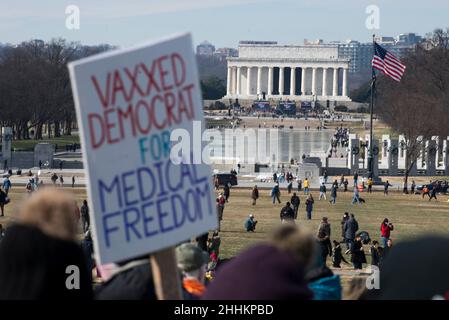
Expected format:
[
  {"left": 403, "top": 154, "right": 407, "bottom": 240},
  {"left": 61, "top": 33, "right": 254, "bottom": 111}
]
[
  {"left": 72, "top": 176, "right": 76, "bottom": 188},
  {"left": 305, "top": 194, "right": 314, "bottom": 220},
  {"left": 351, "top": 186, "right": 361, "bottom": 205},
  {"left": 2, "top": 177, "right": 11, "bottom": 196},
  {"left": 367, "top": 177, "right": 373, "bottom": 193},
  {"left": 319, "top": 183, "right": 327, "bottom": 200},
  {"left": 340, "top": 212, "right": 349, "bottom": 243},
  {"left": 271, "top": 183, "right": 281, "bottom": 204},
  {"left": 323, "top": 170, "right": 328, "bottom": 184},
  {"left": 80, "top": 200, "right": 90, "bottom": 233},
  {"left": 429, "top": 187, "right": 438, "bottom": 201},
  {"left": 343, "top": 179, "right": 349, "bottom": 192},
  {"left": 290, "top": 193, "right": 300, "bottom": 219},
  {"left": 59, "top": 175, "right": 64, "bottom": 187},
  {"left": 297, "top": 178, "right": 302, "bottom": 192},
  {"left": 344, "top": 214, "right": 359, "bottom": 252},
  {"left": 339, "top": 174, "right": 345, "bottom": 187},
  {"left": 370, "top": 240, "right": 383, "bottom": 268},
  {"left": 251, "top": 185, "right": 259, "bottom": 205},
  {"left": 317, "top": 217, "right": 332, "bottom": 258},
  {"left": 287, "top": 181, "right": 293, "bottom": 194},
  {"left": 280, "top": 202, "right": 295, "bottom": 224},
  {"left": 223, "top": 183, "right": 230, "bottom": 202},
  {"left": 384, "top": 180, "right": 392, "bottom": 196},
  {"left": 380, "top": 218, "right": 394, "bottom": 248},
  {"left": 330, "top": 183, "right": 337, "bottom": 204},
  {"left": 303, "top": 178, "right": 310, "bottom": 195},
  {"left": 411, "top": 180, "right": 416, "bottom": 194},
  {"left": 351, "top": 235, "right": 366, "bottom": 270},
  {"left": 353, "top": 171, "right": 359, "bottom": 187},
  {"left": 0, "top": 188, "right": 8, "bottom": 217},
  {"left": 216, "top": 198, "right": 224, "bottom": 231}
]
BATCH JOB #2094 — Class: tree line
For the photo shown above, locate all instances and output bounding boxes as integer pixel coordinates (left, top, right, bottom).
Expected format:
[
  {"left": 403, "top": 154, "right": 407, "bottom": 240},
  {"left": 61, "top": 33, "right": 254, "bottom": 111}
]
[
  {"left": 376, "top": 29, "right": 449, "bottom": 187},
  {"left": 0, "top": 39, "right": 113, "bottom": 140}
]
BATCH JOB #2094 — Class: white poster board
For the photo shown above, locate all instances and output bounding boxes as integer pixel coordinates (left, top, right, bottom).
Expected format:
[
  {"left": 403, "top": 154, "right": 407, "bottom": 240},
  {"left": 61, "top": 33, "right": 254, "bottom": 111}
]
[{"left": 69, "top": 33, "right": 216, "bottom": 264}]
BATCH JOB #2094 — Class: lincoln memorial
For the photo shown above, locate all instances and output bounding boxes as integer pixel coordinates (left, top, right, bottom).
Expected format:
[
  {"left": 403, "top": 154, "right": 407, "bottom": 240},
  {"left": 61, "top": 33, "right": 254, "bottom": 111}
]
[{"left": 224, "top": 42, "right": 351, "bottom": 102}]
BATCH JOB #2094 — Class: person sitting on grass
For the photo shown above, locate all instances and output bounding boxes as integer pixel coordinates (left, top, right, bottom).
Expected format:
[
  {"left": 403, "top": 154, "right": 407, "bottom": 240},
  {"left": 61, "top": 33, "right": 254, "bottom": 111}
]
[
  {"left": 332, "top": 240, "right": 349, "bottom": 268},
  {"left": 244, "top": 214, "right": 257, "bottom": 232}
]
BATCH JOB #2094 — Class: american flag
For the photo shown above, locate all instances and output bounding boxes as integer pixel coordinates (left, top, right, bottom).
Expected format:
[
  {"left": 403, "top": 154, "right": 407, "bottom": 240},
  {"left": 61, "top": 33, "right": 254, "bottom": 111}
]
[{"left": 372, "top": 42, "right": 406, "bottom": 82}]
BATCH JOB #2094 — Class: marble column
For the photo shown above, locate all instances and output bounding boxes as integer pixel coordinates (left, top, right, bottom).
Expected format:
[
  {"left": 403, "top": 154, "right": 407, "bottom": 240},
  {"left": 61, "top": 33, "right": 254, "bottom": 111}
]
[
  {"left": 279, "top": 67, "right": 284, "bottom": 95},
  {"left": 268, "top": 67, "right": 273, "bottom": 96},
  {"left": 226, "top": 66, "right": 231, "bottom": 96},
  {"left": 257, "top": 66, "right": 262, "bottom": 95},
  {"left": 332, "top": 67, "right": 339, "bottom": 97},
  {"left": 290, "top": 67, "right": 296, "bottom": 96},
  {"left": 236, "top": 67, "right": 241, "bottom": 96},
  {"left": 246, "top": 67, "right": 252, "bottom": 96},
  {"left": 311, "top": 68, "right": 317, "bottom": 95},
  {"left": 301, "top": 67, "right": 306, "bottom": 95},
  {"left": 322, "top": 68, "right": 328, "bottom": 96},
  {"left": 342, "top": 68, "right": 348, "bottom": 97}
]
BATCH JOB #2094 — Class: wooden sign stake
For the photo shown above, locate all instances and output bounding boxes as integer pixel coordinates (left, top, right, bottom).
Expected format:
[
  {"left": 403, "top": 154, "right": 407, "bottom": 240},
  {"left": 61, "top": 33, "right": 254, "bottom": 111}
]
[{"left": 151, "top": 247, "right": 183, "bottom": 300}]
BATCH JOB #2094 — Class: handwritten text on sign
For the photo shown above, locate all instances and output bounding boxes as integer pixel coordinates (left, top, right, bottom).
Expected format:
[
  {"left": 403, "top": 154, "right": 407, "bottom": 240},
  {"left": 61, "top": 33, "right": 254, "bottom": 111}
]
[{"left": 69, "top": 33, "right": 216, "bottom": 263}]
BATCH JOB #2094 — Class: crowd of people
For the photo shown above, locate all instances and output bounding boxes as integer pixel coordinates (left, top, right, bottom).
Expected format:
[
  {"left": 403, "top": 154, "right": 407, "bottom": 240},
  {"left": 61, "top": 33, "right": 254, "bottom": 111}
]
[{"left": 0, "top": 166, "right": 446, "bottom": 300}]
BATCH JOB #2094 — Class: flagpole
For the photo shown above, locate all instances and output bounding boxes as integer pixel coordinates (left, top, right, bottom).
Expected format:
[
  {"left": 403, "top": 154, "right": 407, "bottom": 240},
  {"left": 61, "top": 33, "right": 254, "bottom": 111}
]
[{"left": 368, "top": 34, "right": 376, "bottom": 179}]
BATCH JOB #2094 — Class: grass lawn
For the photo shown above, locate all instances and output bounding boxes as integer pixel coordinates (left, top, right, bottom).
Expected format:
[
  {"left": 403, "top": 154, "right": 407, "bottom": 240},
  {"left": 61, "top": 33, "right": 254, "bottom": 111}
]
[
  {"left": 217, "top": 187, "right": 449, "bottom": 258},
  {"left": 1, "top": 185, "right": 448, "bottom": 298},
  {"left": 12, "top": 135, "right": 80, "bottom": 151}
]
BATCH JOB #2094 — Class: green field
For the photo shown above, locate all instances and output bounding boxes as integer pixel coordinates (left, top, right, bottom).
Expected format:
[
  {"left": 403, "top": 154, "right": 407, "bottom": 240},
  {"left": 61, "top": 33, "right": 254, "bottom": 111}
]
[
  {"left": 217, "top": 188, "right": 449, "bottom": 258},
  {"left": 12, "top": 135, "right": 80, "bottom": 151}
]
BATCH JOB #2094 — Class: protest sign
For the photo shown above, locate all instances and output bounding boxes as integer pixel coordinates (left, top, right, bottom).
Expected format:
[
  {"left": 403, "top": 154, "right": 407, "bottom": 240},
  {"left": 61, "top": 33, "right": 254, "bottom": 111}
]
[{"left": 68, "top": 33, "right": 217, "bottom": 265}]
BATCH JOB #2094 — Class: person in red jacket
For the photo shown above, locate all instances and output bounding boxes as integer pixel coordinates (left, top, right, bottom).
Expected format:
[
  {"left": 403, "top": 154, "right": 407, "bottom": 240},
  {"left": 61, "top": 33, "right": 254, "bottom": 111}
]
[{"left": 380, "top": 218, "right": 394, "bottom": 248}]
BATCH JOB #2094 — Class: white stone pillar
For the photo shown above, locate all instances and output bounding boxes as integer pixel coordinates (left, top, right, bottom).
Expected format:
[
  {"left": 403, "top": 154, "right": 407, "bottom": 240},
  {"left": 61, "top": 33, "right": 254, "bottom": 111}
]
[
  {"left": 236, "top": 67, "right": 241, "bottom": 96},
  {"left": 246, "top": 67, "right": 252, "bottom": 96},
  {"left": 226, "top": 66, "right": 231, "bottom": 96},
  {"left": 332, "top": 67, "right": 339, "bottom": 97},
  {"left": 279, "top": 67, "right": 284, "bottom": 95},
  {"left": 301, "top": 67, "right": 306, "bottom": 95},
  {"left": 342, "top": 68, "right": 348, "bottom": 97},
  {"left": 257, "top": 66, "right": 262, "bottom": 95},
  {"left": 268, "top": 67, "right": 273, "bottom": 96},
  {"left": 311, "top": 68, "right": 317, "bottom": 95},
  {"left": 322, "top": 68, "right": 328, "bottom": 96},
  {"left": 290, "top": 67, "right": 296, "bottom": 96}
]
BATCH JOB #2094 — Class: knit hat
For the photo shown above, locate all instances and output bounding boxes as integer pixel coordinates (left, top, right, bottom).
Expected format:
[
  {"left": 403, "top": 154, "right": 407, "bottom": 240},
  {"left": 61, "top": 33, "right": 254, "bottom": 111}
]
[
  {"left": 0, "top": 224, "right": 93, "bottom": 300},
  {"left": 202, "top": 244, "right": 313, "bottom": 300},
  {"left": 176, "top": 243, "right": 209, "bottom": 272}
]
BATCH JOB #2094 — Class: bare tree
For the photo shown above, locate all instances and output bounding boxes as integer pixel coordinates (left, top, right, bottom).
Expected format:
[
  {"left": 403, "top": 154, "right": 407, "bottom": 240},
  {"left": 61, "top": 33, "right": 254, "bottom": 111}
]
[{"left": 377, "top": 29, "right": 449, "bottom": 190}]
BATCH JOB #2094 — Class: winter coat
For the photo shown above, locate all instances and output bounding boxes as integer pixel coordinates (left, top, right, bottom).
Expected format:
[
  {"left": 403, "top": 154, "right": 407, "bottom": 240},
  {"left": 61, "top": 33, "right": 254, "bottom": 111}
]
[
  {"left": 351, "top": 240, "right": 367, "bottom": 264},
  {"left": 95, "top": 259, "right": 156, "bottom": 300},
  {"left": 305, "top": 198, "right": 314, "bottom": 212},
  {"left": 344, "top": 218, "right": 359, "bottom": 240},
  {"left": 251, "top": 188, "right": 259, "bottom": 200},
  {"left": 280, "top": 205, "right": 295, "bottom": 220},
  {"left": 308, "top": 275, "right": 342, "bottom": 300},
  {"left": 290, "top": 195, "right": 300, "bottom": 207},
  {"left": 317, "top": 222, "right": 331, "bottom": 238}
]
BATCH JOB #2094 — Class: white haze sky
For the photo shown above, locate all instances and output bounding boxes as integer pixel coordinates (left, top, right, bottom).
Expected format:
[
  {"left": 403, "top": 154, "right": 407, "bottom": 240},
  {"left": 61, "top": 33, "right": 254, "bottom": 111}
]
[{"left": 1, "top": 0, "right": 448, "bottom": 48}]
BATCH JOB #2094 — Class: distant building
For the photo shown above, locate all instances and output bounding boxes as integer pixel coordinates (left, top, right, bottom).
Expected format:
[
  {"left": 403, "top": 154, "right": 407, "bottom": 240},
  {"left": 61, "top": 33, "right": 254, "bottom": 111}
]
[
  {"left": 304, "top": 33, "right": 423, "bottom": 74},
  {"left": 196, "top": 41, "right": 215, "bottom": 56},
  {"left": 214, "top": 47, "right": 238, "bottom": 60}
]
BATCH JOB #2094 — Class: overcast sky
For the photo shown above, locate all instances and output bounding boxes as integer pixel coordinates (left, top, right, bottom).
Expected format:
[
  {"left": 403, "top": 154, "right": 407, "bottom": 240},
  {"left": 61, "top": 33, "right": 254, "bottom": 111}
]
[{"left": 1, "top": 0, "right": 448, "bottom": 48}]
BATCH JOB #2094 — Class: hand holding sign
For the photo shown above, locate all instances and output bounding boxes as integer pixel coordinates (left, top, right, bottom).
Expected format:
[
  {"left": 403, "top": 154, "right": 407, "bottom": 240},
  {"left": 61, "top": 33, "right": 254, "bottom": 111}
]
[{"left": 69, "top": 33, "right": 217, "bottom": 299}]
